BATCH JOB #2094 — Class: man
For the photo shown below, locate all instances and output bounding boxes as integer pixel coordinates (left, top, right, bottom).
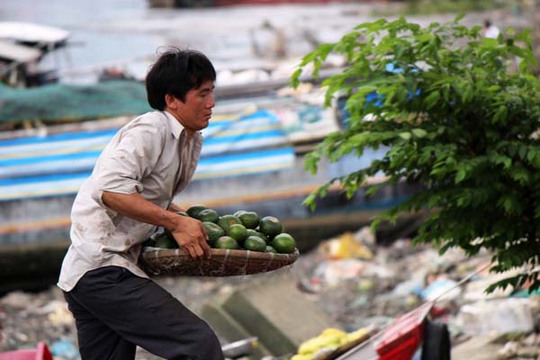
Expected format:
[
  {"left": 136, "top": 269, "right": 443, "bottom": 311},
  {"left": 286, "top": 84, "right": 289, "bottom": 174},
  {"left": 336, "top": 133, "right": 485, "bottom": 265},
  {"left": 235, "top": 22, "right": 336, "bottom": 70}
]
[
  {"left": 483, "top": 19, "right": 500, "bottom": 39},
  {"left": 58, "top": 47, "right": 224, "bottom": 360}
]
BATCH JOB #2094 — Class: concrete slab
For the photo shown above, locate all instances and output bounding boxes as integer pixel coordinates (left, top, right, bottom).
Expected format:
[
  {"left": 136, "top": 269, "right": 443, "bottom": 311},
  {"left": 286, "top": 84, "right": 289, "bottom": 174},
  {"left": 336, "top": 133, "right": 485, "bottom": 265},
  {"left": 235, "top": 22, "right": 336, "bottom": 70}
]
[
  {"left": 200, "top": 294, "right": 271, "bottom": 358},
  {"left": 221, "top": 272, "right": 338, "bottom": 356}
]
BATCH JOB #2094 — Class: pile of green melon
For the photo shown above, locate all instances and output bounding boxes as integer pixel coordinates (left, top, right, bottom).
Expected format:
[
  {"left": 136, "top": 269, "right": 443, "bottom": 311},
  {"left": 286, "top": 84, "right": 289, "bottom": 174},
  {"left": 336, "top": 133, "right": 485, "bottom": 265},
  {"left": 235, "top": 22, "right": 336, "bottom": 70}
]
[{"left": 144, "top": 205, "right": 297, "bottom": 254}]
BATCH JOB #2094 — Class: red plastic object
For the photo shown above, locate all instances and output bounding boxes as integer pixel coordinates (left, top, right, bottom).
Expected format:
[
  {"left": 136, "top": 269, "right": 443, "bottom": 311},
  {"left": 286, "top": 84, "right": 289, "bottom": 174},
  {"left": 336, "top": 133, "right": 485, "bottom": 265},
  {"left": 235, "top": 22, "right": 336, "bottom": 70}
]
[
  {"left": 0, "top": 342, "right": 53, "bottom": 360},
  {"left": 375, "top": 301, "right": 433, "bottom": 360}
]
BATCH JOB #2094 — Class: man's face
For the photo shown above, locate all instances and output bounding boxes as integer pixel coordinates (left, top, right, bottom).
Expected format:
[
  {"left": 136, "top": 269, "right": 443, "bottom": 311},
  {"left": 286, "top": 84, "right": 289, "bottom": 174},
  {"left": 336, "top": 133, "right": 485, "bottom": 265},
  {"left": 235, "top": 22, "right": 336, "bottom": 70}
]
[{"left": 167, "top": 80, "right": 215, "bottom": 133}]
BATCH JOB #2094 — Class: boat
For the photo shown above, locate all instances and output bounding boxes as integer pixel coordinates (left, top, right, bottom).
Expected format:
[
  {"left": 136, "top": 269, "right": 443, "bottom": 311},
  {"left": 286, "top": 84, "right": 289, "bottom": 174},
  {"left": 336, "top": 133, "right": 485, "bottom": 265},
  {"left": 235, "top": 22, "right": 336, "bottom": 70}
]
[
  {"left": 0, "top": 67, "right": 422, "bottom": 292},
  {"left": 0, "top": 22, "right": 71, "bottom": 88}
]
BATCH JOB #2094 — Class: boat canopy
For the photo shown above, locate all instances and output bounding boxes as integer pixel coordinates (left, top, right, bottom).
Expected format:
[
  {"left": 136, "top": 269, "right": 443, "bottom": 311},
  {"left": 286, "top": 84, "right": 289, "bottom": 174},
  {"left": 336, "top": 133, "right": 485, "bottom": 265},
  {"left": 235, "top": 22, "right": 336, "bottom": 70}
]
[{"left": 0, "top": 22, "right": 70, "bottom": 47}]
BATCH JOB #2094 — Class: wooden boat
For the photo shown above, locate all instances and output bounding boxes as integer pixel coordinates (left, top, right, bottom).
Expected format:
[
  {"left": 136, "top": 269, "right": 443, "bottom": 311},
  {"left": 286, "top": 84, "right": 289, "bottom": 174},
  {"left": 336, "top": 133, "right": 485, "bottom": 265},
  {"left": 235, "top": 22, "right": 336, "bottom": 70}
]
[{"left": 0, "top": 76, "right": 422, "bottom": 292}]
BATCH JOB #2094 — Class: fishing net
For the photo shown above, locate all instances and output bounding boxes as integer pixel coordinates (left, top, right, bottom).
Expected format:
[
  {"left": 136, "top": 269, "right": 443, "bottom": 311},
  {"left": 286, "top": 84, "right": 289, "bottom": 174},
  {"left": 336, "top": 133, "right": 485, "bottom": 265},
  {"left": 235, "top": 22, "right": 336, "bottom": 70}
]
[{"left": 0, "top": 80, "right": 150, "bottom": 128}]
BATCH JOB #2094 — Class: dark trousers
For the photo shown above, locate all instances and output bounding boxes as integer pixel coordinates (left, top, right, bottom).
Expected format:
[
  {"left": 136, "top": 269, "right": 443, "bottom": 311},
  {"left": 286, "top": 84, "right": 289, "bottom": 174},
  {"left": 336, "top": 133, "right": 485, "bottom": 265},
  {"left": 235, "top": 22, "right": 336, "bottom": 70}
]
[{"left": 63, "top": 266, "right": 224, "bottom": 360}]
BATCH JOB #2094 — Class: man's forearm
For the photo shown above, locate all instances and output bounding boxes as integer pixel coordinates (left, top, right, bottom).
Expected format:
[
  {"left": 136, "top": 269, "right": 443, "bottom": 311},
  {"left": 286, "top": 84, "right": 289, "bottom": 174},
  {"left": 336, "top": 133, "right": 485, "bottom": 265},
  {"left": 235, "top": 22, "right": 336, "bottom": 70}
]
[{"left": 102, "top": 191, "right": 179, "bottom": 230}]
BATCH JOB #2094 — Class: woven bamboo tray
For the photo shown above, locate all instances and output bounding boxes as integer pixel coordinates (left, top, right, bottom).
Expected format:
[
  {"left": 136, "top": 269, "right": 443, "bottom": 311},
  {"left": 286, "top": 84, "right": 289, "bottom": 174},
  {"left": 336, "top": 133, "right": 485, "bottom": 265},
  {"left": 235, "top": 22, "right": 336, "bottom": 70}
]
[{"left": 139, "top": 247, "right": 300, "bottom": 277}]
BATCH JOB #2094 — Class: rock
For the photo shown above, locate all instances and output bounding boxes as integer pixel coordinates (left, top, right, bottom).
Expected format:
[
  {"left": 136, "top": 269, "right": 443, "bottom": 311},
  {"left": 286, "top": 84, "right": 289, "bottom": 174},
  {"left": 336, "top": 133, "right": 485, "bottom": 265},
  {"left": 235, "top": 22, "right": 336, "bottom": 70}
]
[{"left": 455, "top": 298, "right": 536, "bottom": 336}]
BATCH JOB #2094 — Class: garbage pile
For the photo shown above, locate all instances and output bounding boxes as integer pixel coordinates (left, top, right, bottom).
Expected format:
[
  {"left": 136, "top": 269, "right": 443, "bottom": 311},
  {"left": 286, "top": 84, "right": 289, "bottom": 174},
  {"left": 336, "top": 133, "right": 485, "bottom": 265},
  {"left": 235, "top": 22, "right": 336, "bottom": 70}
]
[
  {"left": 1, "top": 226, "right": 540, "bottom": 359},
  {"left": 291, "top": 227, "right": 540, "bottom": 359}
]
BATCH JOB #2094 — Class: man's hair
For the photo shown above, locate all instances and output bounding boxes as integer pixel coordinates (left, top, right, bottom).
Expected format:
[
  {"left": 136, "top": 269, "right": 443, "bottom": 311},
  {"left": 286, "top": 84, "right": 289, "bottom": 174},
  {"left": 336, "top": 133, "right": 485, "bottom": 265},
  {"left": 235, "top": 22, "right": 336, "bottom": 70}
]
[{"left": 146, "top": 47, "right": 216, "bottom": 110}]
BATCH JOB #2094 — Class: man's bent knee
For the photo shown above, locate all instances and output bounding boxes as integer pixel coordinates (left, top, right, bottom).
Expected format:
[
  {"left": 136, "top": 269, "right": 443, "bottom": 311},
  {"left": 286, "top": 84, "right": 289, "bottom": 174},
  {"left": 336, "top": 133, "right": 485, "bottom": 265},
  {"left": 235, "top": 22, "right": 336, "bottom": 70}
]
[{"left": 169, "top": 323, "right": 223, "bottom": 360}]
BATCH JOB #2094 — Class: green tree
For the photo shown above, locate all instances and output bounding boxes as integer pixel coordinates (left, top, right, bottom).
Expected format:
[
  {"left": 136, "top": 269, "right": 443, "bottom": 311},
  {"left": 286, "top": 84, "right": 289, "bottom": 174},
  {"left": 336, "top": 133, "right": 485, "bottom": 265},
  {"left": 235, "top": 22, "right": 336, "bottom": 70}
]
[{"left": 292, "top": 16, "right": 540, "bottom": 293}]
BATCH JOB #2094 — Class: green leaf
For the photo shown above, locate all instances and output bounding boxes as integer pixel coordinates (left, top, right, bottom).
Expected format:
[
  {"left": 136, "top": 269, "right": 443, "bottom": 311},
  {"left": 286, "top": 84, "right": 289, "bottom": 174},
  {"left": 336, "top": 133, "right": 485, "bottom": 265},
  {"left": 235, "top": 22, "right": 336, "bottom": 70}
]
[
  {"left": 399, "top": 132, "right": 412, "bottom": 140},
  {"left": 455, "top": 168, "right": 467, "bottom": 184},
  {"left": 411, "top": 129, "right": 427, "bottom": 138}
]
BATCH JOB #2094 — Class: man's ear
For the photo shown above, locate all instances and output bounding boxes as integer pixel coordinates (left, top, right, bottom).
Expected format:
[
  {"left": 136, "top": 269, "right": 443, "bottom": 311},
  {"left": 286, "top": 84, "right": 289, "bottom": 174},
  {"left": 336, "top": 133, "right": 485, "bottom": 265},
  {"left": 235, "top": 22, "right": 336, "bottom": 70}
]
[{"left": 165, "top": 94, "right": 176, "bottom": 109}]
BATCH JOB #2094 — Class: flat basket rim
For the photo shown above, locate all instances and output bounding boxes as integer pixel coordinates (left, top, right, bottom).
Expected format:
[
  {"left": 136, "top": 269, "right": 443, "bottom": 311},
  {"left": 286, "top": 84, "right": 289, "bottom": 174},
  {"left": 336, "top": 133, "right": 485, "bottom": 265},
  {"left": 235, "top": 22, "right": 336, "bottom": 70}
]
[{"left": 139, "top": 247, "right": 300, "bottom": 277}]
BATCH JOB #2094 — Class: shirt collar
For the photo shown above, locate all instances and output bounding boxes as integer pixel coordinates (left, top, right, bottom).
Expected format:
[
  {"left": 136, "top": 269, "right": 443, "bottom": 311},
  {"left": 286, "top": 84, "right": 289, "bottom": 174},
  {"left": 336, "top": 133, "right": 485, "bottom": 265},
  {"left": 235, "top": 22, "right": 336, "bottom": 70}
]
[{"left": 163, "top": 110, "right": 183, "bottom": 139}]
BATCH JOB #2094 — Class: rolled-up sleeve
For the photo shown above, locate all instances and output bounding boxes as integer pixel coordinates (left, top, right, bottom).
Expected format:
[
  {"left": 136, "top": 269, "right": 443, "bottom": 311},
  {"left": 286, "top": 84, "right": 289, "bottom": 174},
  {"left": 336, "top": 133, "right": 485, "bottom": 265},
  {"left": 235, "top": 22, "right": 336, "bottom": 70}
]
[{"left": 91, "top": 120, "right": 164, "bottom": 204}]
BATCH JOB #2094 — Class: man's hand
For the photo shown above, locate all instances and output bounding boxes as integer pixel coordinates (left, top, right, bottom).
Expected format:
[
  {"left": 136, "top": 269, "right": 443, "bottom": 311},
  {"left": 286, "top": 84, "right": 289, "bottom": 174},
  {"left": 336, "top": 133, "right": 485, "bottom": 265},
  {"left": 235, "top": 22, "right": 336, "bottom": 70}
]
[
  {"left": 170, "top": 215, "right": 211, "bottom": 259},
  {"left": 101, "top": 191, "right": 210, "bottom": 259}
]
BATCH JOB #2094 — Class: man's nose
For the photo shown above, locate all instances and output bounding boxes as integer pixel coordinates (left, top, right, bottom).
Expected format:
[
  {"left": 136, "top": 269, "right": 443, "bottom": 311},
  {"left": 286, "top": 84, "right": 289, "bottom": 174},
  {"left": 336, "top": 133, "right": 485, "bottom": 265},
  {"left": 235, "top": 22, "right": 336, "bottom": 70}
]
[{"left": 207, "top": 94, "right": 215, "bottom": 108}]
